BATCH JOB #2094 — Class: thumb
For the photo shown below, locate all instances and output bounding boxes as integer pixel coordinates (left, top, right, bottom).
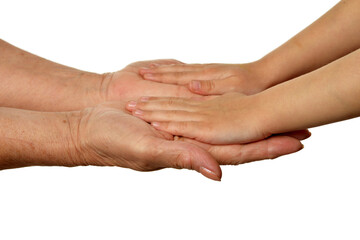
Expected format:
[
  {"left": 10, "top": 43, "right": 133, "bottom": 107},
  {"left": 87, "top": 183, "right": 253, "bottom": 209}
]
[
  {"left": 189, "top": 79, "right": 233, "bottom": 95},
  {"left": 157, "top": 140, "right": 222, "bottom": 181}
]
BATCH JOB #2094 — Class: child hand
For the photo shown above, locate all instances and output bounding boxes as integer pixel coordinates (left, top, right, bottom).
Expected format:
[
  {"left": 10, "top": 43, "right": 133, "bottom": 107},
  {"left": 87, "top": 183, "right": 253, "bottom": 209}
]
[
  {"left": 139, "top": 62, "right": 268, "bottom": 95},
  {"left": 126, "top": 92, "right": 271, "bottom": 145}
]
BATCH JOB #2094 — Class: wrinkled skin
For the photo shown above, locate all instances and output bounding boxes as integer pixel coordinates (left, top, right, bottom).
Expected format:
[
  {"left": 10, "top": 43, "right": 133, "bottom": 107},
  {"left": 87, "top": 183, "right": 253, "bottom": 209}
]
[{"left": 73, "top": 102, "right": 309, "bottom": 181}]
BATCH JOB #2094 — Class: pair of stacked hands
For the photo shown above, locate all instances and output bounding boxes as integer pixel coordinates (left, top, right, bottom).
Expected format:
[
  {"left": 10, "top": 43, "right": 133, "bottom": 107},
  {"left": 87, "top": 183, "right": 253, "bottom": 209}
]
[
  {"left": 2, "top": 0, "right": 360, "bottom": 180},
  {"left": 0, "top": 43, "right": 309, "bottom": 181}
]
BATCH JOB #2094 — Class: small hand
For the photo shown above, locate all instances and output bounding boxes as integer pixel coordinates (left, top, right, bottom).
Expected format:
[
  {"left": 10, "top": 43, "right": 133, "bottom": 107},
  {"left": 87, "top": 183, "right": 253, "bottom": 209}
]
[
  {"left": 139, "top": 62, "right": 268, "bottom": 95},
  {"left": 103, "top": 59, "right": 199, "bottom": 102},
  {"left": 126, "top": 93, "right": 274, "bottom": 144}
]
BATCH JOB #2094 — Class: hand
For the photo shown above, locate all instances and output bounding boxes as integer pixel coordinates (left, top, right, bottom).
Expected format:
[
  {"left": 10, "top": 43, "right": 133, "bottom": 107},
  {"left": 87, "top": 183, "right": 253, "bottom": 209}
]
[
  {"left": 126, "top": 93, "right": 279, "bottom": 144},
  {"left": 139, "top": 61, "right": 270, "bottom": 95},
  {"left": 68, "top": 102, "right": 309, "bottom": 181},
  {"left": 102, "top": 59, "right": 199, "bottom": 102}
]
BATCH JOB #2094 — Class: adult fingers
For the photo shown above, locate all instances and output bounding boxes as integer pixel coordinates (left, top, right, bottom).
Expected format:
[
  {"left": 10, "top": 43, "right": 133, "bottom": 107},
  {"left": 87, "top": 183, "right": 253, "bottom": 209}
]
[
  {"left": 126, "top": 96, "right": 200, "bottom": 112},
  {"left": 276, "top": 129, "right": 311, "bottom": 141},
  {"left": 154, "top": 138, "right": 222, "bottom": 181},
  {"left": 178, "top": 135, "right": 304, "bottom": 165}
]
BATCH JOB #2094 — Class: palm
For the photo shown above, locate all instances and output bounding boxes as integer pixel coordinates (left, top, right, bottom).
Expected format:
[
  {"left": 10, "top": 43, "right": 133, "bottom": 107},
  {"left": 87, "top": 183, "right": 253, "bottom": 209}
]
[
  {"left": 79, "top": 102, "right": 221, "bottom": 179},
  {"left": 78, "top": 102, "right": 308, "bottom": 180},
  {"left": 106, "top": 60, "right": 198, "bottom": 102}
]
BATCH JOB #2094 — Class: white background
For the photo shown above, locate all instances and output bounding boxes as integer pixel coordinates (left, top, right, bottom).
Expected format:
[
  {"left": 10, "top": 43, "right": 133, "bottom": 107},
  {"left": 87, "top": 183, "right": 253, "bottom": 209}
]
[{"left": 1, "top": 0, "right": 359, "bottom": 239}]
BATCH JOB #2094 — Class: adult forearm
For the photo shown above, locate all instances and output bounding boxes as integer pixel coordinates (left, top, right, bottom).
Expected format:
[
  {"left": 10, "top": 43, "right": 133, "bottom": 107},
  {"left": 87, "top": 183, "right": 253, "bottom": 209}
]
[
  {"left": 0, "top": 39, "right": 103, "bottom": 111},
  {"left": 0, "top": 107, "right": 81, "bottom": 169},
  {"left": 258, "top": 48, "right": 360, "bottom": 135},
  {"left": 258, "top": 0, "right": 360, "bottom": 88}
]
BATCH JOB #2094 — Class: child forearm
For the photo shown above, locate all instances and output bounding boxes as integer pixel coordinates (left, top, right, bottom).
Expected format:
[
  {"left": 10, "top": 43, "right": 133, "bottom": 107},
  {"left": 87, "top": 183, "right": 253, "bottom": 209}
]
[
  {"left": 260, "top": 0, "right": 360, "bottom": 87},
  {"left": 259, "top": 48, "right": 360, "bottom": 135}
]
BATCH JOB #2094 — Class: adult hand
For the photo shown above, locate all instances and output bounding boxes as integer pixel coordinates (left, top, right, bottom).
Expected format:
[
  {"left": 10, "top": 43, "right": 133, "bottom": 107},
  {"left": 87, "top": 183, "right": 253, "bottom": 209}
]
[
  {"left": 102, "top": 59, "right": 199, "bottom": 102},
  {"left": 68, "top": 102, "right": 308, "bottom": 181}
]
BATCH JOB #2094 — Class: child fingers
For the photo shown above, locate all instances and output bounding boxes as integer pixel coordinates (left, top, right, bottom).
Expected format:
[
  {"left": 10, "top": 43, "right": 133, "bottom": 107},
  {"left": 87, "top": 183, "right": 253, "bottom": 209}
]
[
  {"left": 127, "top": 97, "right": 201, "bottom": 111},
  {"left": 189, "top": 76, "right": 242, "bottom": 95},
  {"left": 151, "top": 121, "right": 203, "bottom": 140},
  {"left": 141, "top": 71, "right": 208, "bottom": 85},
  {"left": 132, "top": 109, "right": 203, "bottom": 122},
  {"left": 140, "top": 64, "right": 205, "bottom": 75}
]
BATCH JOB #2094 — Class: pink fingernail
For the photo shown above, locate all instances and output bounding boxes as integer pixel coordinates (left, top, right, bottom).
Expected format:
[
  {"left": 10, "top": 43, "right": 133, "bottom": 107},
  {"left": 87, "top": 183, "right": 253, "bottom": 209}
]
[
  {"left": 139, "top": 68, "right": 154, "bottom": 75},
  {"left": 199, "top": 167, "right": 221, "bottom": 181},
  {"left": 151, "top": 122, "right": 160, "bottom": 127},
  {"left": 140, "top": 96, "right": 150, "bottom": 102},
  {"left": 134, "top": 109, "right": 143, "bottom": 116},
  {"left": 127, "top": 101, "right": 137, "bottom": 108},
  {"left": 190, "top": 80, "right": 201, "bottom": 91},
  {"left": 144, "top": 73, "right": 155, "bottom": 80}
]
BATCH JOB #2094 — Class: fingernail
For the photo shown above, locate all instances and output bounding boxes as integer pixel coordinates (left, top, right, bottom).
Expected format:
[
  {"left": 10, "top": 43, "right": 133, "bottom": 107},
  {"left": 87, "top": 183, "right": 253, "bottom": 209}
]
[
  {"left": 140, "top": 96, "right": 150, "bottom": 102},
  {"left": 151, "top": 122, "right": 160, "bottom": 127},
  {"left": 139, "top": 68, "right": 154, "bottom": 75},
  {"left": 134, "top": 109, "right": 143, "bottom": 116},
  {"left": 127, "top": 101, "right": 137, "bottom": 108},
  {"left": 299, "top": 143, "right": 304, "bottom": 150},
  {"left": 199, "top": 167, "right": 221, "bottom": 181},
  {"left": 144, "top": 73, "right": 155, "bottom": 80},
  {"left": 190, "top": 80, "right": 201, "bottom": 91}
]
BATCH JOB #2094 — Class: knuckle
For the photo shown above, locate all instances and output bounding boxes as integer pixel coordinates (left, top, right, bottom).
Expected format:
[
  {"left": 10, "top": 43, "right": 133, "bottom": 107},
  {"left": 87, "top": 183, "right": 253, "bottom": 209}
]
[
  {"left": 164, "top": 98, "right": 177, "bottom": 107},
  {"left": 201, "top": 80, "right": 216, "bottom": 92}
]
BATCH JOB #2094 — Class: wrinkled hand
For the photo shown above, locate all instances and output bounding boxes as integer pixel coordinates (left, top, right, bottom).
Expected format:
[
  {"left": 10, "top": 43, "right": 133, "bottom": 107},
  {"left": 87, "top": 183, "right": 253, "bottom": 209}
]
[
  {"left": 139, "top": 62, "right": 268, "bottom": 95},
  {"left": 103, "top": 60, "right": 199, "bottom": 102},
  {"left": 127, "top": 93, "right": 282, "bottom": 144},
  {"left": 72, "top": 102, "right": 309, "bottom": 181}
]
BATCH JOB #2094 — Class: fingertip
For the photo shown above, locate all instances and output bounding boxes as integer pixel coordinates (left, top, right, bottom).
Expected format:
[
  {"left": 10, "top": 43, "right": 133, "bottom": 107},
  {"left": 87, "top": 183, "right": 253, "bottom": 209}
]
[
  {"left": 200, "top": 166, "right": 222, "bottom": 181},
  {"left": 268, "top": 136, "right": 304, "bottom": 159},
  {"left": 151, "top": 122, "right": 161, "bottom": 128},
  {"left": 186, "top": 144, "right": 222, "bottom": 181},
  {"left": 143, "top": 73, "right": 155, "bottom": 80},
  {"left": 139, "top": 68, "right": 155, "bottom": 75},
  {"left": 126, "top": 100, "right": 137, "bottom": 111}
]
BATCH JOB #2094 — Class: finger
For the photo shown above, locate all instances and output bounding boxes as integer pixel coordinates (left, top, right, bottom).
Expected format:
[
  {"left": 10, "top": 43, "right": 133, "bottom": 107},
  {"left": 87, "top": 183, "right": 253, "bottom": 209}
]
[
  {"left": 131, "top": 96, "right": 200, "bottom": 111},
  {"left": 276, "top": 129, "right": 311, "bottom": 141},
  {"left": 132, "top": 109, "right": 203, "bottom": 123},
  {"left": 179, "top": 135, "right": 304, "bottom": 165},
  {"left": 154, "top": 138, "right": 222, "bottom": 181},
  {"left": 140, "top": 64, "right": 205, "bottom": 75},
  {"left": 141, "top": 71, "right": 211, "bottom": 85},
  {"left": 151, "top": 121, "right": 203, "bottom": 140},
  {"left": 189, "top": 76, "right": 242, "bottom": 95},
  {"left": 130, "top": 59, "right": 184, "bottom": 69}
]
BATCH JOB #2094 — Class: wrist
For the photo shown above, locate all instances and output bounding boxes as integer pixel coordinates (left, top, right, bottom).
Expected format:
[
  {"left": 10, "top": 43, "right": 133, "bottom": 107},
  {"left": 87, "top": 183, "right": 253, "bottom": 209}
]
[
  {"left": 249, "top": 92, "right": 280, "bottom": 137},
  {"left": 61, "top": 71, "right": 106, "bottom": 110},
  {"left": 250, "top": 57, "right": 284, "bottom": 90},
  {"left": 0, "top": 108, "right": 84, "bottom": 170}
]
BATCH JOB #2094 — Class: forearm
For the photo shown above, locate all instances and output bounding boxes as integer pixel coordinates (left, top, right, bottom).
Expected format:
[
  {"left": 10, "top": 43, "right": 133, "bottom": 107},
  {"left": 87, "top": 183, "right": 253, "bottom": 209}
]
[
  {"left": 0, "top": 39, "right": 103, "bottom": 111},
  {"left": 257, "top": 48, "right": 360, "bottom": 135},
  {"left": 257, "top": 0, "right": 360, "bottom": 88},
  {"left": 0, "top": 107, "right": 81, "bottom": 169}
]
